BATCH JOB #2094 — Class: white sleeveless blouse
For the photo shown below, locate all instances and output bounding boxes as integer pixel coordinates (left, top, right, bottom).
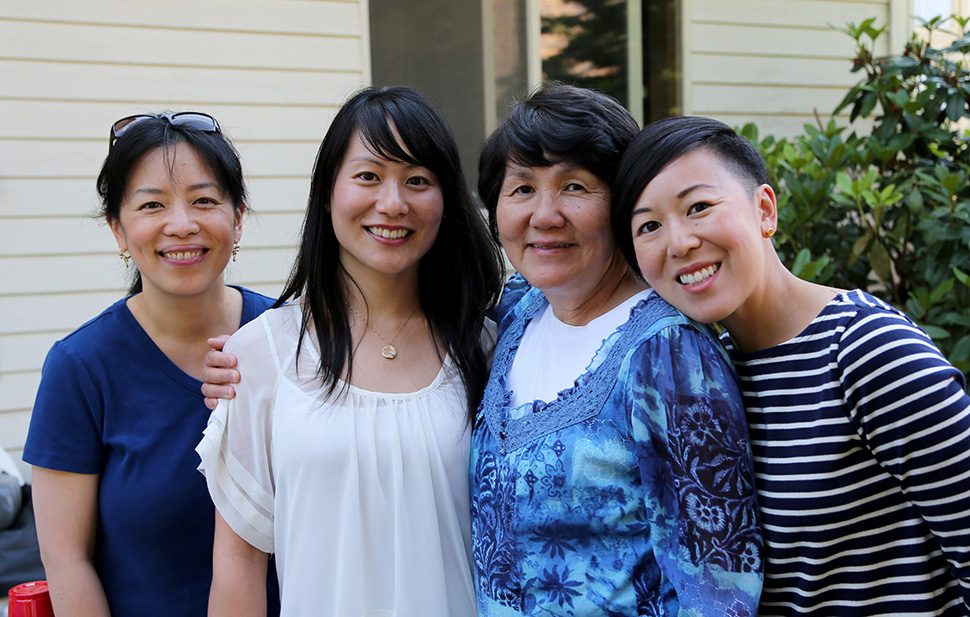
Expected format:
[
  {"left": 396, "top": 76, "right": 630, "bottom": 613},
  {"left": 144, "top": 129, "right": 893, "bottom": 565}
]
[{"left": 197, "top": 303, "right": 476, "bottom": 617}]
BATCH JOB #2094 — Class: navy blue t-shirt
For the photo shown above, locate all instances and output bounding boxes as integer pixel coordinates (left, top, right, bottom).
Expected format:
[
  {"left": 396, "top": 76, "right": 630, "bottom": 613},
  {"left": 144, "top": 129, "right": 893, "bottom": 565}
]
[{"left": 23, "top": 286, "right": 279, "bottom": 617}]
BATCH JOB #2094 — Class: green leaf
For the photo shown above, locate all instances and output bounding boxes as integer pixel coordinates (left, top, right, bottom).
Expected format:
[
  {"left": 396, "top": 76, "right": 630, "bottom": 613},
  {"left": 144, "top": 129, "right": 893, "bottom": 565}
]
[
  {"left": 868, "top": 241, "right": 893, "bottom": 284},
  {"left": 906, "top": 190, "right": 924, "bottom": 213},
  {"left": 930, "top": 278, "right": 955, "bottom": 304},
  {"left": 952, "top": 335, "right": 970, "bottom": 363},
  {"left": 954, "top": 267, "right": 970, "bottom": 287},
  {"left": 921, "top": 324, "right": 951, "bottom": 340}
]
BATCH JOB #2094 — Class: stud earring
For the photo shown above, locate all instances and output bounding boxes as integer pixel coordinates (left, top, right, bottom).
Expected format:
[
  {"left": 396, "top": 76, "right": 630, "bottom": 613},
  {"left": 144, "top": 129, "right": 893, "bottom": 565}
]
[
  {"left": 231, "top": 243, "right": 240, "bottom": 262},
  {"left": 763, "top": 227, "right": 776, "bottom": 239},
  {"left": 119, "top": 250, "right": 131, "bottom": 268}
]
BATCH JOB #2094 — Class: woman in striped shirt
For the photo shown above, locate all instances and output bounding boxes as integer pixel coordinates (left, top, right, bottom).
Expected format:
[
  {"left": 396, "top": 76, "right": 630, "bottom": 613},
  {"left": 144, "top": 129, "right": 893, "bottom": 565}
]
[{"left": 612, "top": 115, "right": 970, "bottom": 616}]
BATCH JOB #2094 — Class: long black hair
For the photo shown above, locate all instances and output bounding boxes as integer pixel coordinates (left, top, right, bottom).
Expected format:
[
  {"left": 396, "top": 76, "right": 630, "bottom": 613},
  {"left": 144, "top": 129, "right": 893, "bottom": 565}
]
[{"left": 277, "top": 86, "right": 504, "bottom": 420}]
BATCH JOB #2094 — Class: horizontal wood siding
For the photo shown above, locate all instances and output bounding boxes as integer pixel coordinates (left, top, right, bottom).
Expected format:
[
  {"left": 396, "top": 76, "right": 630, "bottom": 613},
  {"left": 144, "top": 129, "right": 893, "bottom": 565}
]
[
  {"left": 0, "top": 0, "right": 369, "bottom": 474},
  {"left": 685, "top": 0, "right": 895, "bottom": 136}
]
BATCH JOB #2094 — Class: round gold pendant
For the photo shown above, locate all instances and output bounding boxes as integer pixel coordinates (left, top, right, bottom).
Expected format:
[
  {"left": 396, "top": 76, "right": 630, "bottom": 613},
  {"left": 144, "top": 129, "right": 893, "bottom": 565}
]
[{"left": 381, "top": 344, "right": 398, "bottom": 360}]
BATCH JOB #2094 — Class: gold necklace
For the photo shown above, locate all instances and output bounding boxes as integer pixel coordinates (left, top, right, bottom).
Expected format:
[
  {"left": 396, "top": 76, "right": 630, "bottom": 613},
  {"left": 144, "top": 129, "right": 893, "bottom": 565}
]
[{"left": 347, "top": 304, "right": 419, "bottom": 360}]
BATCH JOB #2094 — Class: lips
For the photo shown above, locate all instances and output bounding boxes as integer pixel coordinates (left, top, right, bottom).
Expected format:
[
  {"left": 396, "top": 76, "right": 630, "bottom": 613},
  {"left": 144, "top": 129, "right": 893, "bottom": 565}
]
[
  {"left": 678, "top": 263, "right": 719, "bottom": 285},
  {"left": 528, "top": 241, "right": 573, "bottom": 249},
  {"left": 367, "top": 226, "right": 411, "bottom": 240}
]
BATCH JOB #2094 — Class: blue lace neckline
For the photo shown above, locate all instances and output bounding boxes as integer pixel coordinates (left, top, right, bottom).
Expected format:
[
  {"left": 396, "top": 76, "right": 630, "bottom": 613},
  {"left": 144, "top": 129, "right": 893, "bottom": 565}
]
[{"left": 481, "top": 287, "right": 680, "bottom": 453}]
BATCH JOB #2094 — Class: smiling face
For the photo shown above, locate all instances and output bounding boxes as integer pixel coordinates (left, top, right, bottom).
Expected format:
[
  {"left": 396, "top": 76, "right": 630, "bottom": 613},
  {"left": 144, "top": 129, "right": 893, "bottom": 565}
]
[
  {"left": 496, "top": 161, "right": 621, "bottom": 305},
  {"left": 109, "top": 143, "right": 242, "bottom": 300},
  {"left": 330, "top": 131, "right": 444, "bottom": 286},
  {"left": 629, "top": 148, "right": 777, "bottom": 328}
]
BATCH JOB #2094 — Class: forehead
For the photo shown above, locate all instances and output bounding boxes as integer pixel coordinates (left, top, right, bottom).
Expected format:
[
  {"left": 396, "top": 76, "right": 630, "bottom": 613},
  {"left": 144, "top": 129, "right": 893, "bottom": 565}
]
[
  {"left": 502, "top": 160, "right": 597, "bottom": 181},
  {"left": 127, "top": 144, "right": 219, "bottom": 189}
]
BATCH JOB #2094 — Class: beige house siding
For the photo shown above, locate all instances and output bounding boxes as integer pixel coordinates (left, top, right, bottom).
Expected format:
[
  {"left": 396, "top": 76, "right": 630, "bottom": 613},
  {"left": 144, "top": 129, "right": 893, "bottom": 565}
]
[
  {"left": 0, "top": 0, "right": 371, "bottom": 477},
  {"left": 683, "top": 0, "right": 905, "bottom": 136}
]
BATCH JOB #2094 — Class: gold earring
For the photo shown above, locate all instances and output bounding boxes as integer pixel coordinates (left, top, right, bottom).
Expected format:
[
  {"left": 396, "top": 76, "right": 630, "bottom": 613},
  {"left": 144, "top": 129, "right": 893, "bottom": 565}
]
[
  {"left": 231, "top": 243, "right": 240, "bottom": 262},
  {"left": 763, "top": 227, "right": 776, "bottom": 239},
  {"left": 119, "top": 250, "right": 131, "bottom": 268}
]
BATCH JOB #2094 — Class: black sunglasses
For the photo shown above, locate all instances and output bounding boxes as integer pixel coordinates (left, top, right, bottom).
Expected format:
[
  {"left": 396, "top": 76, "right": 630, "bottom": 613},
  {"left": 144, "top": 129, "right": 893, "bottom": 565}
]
[{"left": 109, "top": 112, "right": 221, "bottom": 148}]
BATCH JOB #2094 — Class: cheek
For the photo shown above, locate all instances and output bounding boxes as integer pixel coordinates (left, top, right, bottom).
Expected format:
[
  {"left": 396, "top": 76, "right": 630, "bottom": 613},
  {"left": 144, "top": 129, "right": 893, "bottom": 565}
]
[{"left": 494, "top": 202, "right": 520, "bottom": 246}]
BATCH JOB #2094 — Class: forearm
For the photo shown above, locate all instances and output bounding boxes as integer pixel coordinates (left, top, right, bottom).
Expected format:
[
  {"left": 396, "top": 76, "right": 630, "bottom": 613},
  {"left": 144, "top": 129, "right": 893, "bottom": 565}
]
[{"left": 43, "top": 558, "right": 111, "bottom": 617}]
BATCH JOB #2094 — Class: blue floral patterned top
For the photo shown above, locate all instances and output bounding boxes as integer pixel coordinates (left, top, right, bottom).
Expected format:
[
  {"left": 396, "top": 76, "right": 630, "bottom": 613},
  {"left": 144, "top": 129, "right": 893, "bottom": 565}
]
[{"left": 471, "top": 276, "right": 763, "bottom": 616}]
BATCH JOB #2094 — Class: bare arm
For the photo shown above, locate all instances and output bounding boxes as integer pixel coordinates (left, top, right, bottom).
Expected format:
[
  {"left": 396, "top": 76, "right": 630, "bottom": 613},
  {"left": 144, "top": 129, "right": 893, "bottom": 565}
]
[
  {"left": 31, "top": 467, "right": 111, "bottom": 617},
  {"left": 208, "top": 511, "right": 268, "bottom": 617},
  {"left": 202, "top": 335, "right": 240, "bottom": 410}
]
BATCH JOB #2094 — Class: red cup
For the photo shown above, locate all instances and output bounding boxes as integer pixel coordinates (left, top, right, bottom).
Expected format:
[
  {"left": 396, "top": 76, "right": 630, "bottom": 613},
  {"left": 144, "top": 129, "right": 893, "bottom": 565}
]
[{"left": 7, "top": 581, "right": 54, "bottom": 617}]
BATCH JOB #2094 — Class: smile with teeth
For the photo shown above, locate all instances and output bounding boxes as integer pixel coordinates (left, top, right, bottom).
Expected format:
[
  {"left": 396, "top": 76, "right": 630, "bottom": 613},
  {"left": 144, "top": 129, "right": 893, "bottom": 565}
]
[
  {"left": 368, "top": 226, "right": 410, "bottom": 240},
  {"left": 679, "top": 263, "right": 720, "bottom": 285},
  {"left": 161, "top": 249, "right": 205, "bottom": 261}
]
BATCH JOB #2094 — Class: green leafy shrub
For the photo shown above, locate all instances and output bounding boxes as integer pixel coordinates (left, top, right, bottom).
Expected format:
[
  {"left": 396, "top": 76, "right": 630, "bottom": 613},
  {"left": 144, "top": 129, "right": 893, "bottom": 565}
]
[{"left": 740, "top": 15, "right": 970, "bottom": 375}]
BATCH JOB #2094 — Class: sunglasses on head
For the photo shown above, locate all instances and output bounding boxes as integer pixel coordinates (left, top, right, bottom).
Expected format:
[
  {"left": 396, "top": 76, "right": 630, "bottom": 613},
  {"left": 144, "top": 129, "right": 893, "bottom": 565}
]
[{"left": 109, "top": 112, "right": 221, "bottom": 148}]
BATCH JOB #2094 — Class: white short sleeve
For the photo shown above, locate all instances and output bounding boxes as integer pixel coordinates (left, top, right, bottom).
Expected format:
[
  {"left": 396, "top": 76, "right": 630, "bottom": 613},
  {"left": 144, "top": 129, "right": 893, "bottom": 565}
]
[{"left": 197, "top": 310, "right": 282, "bottom": 553}]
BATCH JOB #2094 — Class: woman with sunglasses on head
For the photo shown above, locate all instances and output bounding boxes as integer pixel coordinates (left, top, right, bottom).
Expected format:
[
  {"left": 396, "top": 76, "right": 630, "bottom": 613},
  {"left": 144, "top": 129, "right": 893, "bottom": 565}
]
[
  {"left": 612, "top": 115, "right": 970, "bottom": 615},
  {"left": 196, "top": 86, "right": 503, "bottom": 616},
  {"left": 23, "top": 113, "right": 279, "bottom": 617}
]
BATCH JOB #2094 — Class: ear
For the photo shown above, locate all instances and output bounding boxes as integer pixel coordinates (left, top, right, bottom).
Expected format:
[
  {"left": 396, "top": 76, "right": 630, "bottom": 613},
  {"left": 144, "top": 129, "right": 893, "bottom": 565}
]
[
  {"left": 233, "top": 202, "right": 246, "bottom": 243},
  {"left": 755, "top": 183, "right": 778, "bottom": 234},
  {"left": 108, "top": 216, "right": 127, "bottom": 252}
]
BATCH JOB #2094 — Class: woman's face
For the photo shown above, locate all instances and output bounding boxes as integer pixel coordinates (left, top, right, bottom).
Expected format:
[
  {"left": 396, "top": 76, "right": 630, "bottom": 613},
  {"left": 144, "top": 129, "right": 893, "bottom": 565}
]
[
  {"left": 109, "top": 143, "right": 242, "bottom": 299},
  {"left": 330, "top": 131, "right": 444, "bottom": 285},
  {"left": 496, "top": 161, "right": 619, "bottom": 304},
  {"left": 628, "top": 148, "right": 776, "bottom": 328}
]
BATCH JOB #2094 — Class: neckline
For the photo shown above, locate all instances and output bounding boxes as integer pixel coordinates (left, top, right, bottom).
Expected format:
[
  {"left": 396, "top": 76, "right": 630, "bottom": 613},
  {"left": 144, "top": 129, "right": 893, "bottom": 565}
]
[
  {"left": 117, "top": 286, "right": 252, "bottom": 394},
  {"left": 291, "top": 303, "right": 452, "bottom": 399},
  {"left": 727, "top": 291, "right": 849, "bottom": 359},
  {"left": 481, "top": 287, "right": 679, "bottom": 452},
  {"left": 541, "top": 289, "right": 651, "bottom": 332}
]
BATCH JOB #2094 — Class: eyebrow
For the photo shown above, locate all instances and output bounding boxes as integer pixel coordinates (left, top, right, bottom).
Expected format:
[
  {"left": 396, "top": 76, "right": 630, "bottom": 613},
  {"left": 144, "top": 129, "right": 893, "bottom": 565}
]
[
  {"left": 677, "top": 183, "right": 715, "bottom": 198},
  {"left": 504, "top": 160, "right": 585, "bottom": 180},
  {"left": 132, "top": 181, "right": 220, "bottom": 195},
  {"left": 631, "top": 183, "right": 716, "bottom": 216},
  {"left": 349, "top": 156, "right": 427, "bottom": 172}
]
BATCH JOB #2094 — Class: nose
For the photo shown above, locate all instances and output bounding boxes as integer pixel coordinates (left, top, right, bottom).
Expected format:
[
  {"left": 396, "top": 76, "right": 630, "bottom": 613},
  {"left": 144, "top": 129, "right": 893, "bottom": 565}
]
[
  {"left": 667, "top": 219, "right": 700, "bottom": 258},
  {"left": 164, "top": 202, "right": 201, "bottom": 237},
  {"left": 375, "top": 182, "right": 409, "bottom": 216},
  {"left": 529, "top": 190, "right": 565, "bottom": 229}
]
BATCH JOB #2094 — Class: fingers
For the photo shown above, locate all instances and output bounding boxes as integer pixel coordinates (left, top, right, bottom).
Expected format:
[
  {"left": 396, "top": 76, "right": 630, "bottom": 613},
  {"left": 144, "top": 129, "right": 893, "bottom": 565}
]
[{"left": 207, "top": 334, "right": 232, "bottom": 353}]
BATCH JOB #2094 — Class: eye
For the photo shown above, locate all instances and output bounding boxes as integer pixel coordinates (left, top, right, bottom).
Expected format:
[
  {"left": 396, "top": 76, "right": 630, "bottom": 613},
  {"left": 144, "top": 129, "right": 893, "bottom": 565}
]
[
  {"left": 510, "top": 185, "right": 534, "bottom": 196},
  {"left": 688, "top": 201, "right": 713, "bottom": 215},
  {"left": 139, "top": 201, "right": 164, "bottom": 210},
  {"left": 406, "top": 175, "right": 432, "bottom": 187},
  {"left": 564, "top": 182, "right": 586, "bottom": 192},
  {"left": 355, "top": 171, "right": 379, "bottom": 182},
  {"left": 635, "top": 220, "right": 661, "bottom": 235},
  {"left": 194, "top": 196, "right": 219, "bottom": 206}
]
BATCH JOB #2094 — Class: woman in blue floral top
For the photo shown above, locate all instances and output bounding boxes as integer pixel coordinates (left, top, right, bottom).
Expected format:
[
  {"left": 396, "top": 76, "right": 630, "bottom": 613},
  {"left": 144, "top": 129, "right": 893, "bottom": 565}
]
[{"left": 471, "top": 84, "right": 763, "bottom": 616}]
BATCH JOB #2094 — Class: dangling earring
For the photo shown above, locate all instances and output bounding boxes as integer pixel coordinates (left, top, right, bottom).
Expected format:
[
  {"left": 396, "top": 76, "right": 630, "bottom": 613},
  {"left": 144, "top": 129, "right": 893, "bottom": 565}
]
[
  {"left": 231, "top": 243, "right": 240, "bottom": 262},
  {"left": 762, "top": 227, "right": 776, "bottom": 239},
  {"left": 119, "top": 250, "right": 131, "bottom": 268}
]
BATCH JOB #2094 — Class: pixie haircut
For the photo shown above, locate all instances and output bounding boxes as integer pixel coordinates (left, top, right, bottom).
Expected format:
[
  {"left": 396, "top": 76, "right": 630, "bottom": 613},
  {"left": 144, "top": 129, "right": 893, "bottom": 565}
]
[
  {"left": 277, "top": 86, "right": 503, "bottom": 420},
  {"left": 96, "top": 114, "right": 246, "bottom": 294},
  {"left": 611, "top": 115, "right": 769, "bottom": 276},
  {"left": 478, "top": 83, "right": 640, "bottom": 239}
]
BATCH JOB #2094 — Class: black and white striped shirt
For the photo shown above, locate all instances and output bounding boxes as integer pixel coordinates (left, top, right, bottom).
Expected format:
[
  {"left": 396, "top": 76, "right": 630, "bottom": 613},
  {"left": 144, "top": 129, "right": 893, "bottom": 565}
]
[{"left": 724, "top": 290, "right": 970, "bottom": 616}]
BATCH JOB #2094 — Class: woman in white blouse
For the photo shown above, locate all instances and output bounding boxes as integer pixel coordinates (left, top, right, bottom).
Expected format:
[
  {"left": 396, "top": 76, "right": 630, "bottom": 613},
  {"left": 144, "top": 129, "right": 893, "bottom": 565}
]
[{"left": 197, "top": 86, "right": 503, "bottom": 617}]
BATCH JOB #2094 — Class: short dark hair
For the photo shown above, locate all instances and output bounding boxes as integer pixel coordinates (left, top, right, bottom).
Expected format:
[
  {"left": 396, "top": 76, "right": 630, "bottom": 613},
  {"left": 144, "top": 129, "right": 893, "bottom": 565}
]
[
  {"left": 95, "top": 114, "right": 246, "bottom": 294},
  {"left": 278, "top": 85, "right": 503, "bottom": 420},
  {"left": 478, "top": 83, "right": 640, "bottom": 239},
  {"left": 611, "top": 115, "right": 769, "bottom": 276}
]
